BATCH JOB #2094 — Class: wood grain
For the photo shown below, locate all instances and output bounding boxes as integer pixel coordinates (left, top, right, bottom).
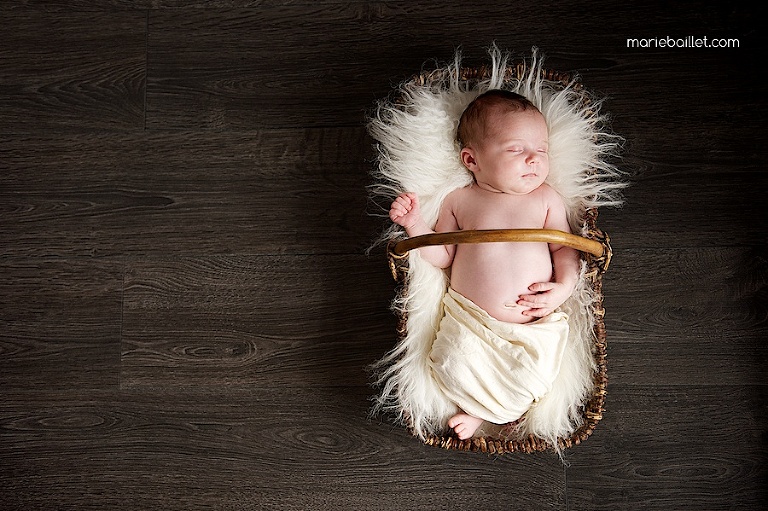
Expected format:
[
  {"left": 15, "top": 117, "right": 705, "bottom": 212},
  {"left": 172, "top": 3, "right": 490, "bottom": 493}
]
[
  {"left": 596, "top": 163, "right": 768, "bottom": 250},
  {"left": 565, "top": 384, "right": 767, "bottom": 510},
  {"left": 1, "top": 388, "right": 567, "bottom": 510},
  {"left": 120, "top": 254, "right": 396, "bottom": 387},
  {"left": 0, "top": 129, "right": 378, "bottom": 257},
  {"left": 0, "top": 259, "right": 123, "bottom": 389},
  {"left": 1, "top": 10, "right": 145, "bottom": 132},
  {"left": 601, "top": 246, "right": 767, "bottom": 385}
]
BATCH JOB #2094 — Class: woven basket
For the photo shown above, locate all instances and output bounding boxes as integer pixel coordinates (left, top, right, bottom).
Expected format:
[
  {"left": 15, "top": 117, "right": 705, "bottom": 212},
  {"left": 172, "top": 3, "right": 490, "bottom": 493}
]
[{"left": 383, "top": 62, "right": 613, "bottom": 454}]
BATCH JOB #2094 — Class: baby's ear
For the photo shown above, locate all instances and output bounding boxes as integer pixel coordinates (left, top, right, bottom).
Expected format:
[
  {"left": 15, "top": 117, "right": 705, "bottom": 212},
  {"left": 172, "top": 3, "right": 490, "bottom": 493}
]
[{"left": 460, "top": 147, "right": 479, "bottom": 172}]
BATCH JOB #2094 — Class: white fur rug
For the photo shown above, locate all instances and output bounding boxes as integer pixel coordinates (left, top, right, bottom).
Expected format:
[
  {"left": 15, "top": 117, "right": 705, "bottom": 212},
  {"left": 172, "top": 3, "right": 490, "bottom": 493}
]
[{"left": 368, "top": 45, "right": 625, "bottom": 450}]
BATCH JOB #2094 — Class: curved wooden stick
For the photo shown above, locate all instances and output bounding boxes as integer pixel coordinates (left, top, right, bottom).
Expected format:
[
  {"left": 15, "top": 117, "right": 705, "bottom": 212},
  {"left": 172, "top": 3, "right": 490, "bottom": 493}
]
[{"left": 390, "top": 229, "right": 606, "bottom": 257}]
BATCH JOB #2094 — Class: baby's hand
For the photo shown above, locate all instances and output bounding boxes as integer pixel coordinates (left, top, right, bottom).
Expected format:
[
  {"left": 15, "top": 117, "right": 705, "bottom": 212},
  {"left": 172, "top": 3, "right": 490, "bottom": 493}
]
[
  {"left": 389, "top": 192, "right": 423, "bottom": 230},
  {"left": 517, "top": 281, "right": 574, "bottom": 318}
]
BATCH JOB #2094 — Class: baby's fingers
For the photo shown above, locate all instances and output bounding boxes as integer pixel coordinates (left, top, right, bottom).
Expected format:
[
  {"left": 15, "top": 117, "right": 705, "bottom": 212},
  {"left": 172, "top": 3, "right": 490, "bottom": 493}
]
[
  {"left": 396, "top": 192, "right": 417, "bottom": 203},
  {"left": 522, "top": 307, "right": 554, "bottom": 318},
  {"left": 517, "top": 296, "right": 548, "bottom": 308},
  {"left": 528, "top": 282, "right": 555, "bottom": 293},
  {"left": 389, "top": 200, "right": 407, "bottom": 214},
  {"left": 393, "top": 196, "right": 412, "bottom": 210},
  {"left": 389, "top": 195, "right": 410, "bottom": 213},
  {"left": 391, "top": 195, "right": 413, "bottom": 213}
]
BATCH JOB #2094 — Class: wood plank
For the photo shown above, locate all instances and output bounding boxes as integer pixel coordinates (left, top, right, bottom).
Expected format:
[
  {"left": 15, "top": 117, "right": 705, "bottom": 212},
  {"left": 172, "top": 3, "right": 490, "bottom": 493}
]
[
  {"left": 121, "top": 254, "right": 398, "bottom": 387},
  {"left": 4, "top": 0, "right": 379, "bottom": 10},
  {"left": 600, "top": 246, "right": 767, "bottom": 385},
  {"left": 144, "top": 5, "right": 593, "bottom": 130},
  {"left": 0, "top": 259, "right": 123, "bottom": 389},
  {"left": 1, "top": 10, "right": 145, "bottom": 132},
  {"left": 145, "top": 5, "right": 435, "bottom": 130},
  {"left": 0, "top": 129, "right": 379, "bottom": 257},
  {"left": 595, "top": 162, "right": 767, "bottom": 250},
  {"left": 0, "top": 388, "right": 567, "bottom": 510},
  {"left": 565, "top": 384, "right": 767, "bottom": 510}
]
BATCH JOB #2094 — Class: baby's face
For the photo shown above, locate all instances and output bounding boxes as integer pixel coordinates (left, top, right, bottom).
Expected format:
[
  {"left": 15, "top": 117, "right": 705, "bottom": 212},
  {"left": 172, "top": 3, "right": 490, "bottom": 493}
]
[{"left": 464, "top": 109, "right": 549, "bottom": 195}]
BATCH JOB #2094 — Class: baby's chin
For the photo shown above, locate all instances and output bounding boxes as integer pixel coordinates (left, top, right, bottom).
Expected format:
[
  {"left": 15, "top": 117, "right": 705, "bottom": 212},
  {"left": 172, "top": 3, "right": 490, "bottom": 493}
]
[
  {"left": 502, "top": 181, "right": 545, "bottom": 195},
  {"left": 475, "top": 176, "right": 546, "bottom": 195}
]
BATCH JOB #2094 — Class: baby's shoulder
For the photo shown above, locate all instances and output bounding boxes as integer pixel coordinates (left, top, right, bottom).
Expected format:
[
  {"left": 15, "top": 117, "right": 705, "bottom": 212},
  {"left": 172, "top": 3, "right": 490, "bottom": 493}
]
[
  {"left": 534, "top": 182, "right": 557, "bottom": 196},
  {"left": 535, "top": 183, "right": 566, "bottom": 204},
  {"left": 444, "top": 184, "right": 474, "bottom": 205},
  {"left": 447, "top": 184, "right": 473, "bottom": 197}
]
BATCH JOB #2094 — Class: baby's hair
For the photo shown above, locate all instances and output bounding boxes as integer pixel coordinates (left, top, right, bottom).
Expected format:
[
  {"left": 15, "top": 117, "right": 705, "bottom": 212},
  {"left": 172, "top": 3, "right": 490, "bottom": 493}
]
[{"left": 457, "top": 90, "right": 539, "bottom": 148}]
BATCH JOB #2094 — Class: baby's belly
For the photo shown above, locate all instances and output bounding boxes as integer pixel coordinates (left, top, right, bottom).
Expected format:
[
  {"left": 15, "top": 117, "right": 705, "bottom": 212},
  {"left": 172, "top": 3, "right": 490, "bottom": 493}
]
[{"left": 449, "top": 243, "right": 554, "bottom": 324}]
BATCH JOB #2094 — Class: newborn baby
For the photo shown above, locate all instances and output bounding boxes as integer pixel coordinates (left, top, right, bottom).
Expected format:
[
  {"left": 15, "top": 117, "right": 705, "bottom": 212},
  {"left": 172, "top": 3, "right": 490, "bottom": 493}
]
[{"left": 389, "top": 90, "right": 579, "bottom": 440}]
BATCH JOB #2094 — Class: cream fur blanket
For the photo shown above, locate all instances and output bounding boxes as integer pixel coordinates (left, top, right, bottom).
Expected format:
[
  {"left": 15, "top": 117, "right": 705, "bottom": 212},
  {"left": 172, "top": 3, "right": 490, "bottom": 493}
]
[
  {"left": 430, "top": 289, "right": 570, "bottom": 425},
  {"left": 368, "top": 45, "right": 624, "bottom": 449}
]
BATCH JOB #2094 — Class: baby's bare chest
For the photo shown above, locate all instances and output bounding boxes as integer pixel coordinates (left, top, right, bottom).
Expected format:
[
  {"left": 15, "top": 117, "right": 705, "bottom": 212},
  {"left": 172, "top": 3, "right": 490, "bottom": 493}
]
[{"left": 455, "top": 192, "right": 547, "bottom": 230}]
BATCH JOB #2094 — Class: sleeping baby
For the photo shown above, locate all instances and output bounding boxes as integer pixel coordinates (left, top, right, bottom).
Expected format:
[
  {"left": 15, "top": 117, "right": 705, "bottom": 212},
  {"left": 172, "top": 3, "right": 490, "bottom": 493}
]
[{"left": 389, "top": 90, "right": 579, "bottom": 440}]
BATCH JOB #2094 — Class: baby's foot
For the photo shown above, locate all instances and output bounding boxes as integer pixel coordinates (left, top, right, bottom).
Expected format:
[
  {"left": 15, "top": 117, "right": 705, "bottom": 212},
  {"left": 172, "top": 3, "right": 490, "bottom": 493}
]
[{"left": 447, "top": 413, "right": 484, "bottom": 440}]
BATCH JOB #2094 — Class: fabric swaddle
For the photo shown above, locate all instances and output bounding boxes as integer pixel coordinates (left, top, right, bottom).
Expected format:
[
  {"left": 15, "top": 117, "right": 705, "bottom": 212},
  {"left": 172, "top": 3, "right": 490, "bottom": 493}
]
[{"left": 429, "top": 288, "right": 569, "bottom": 426}]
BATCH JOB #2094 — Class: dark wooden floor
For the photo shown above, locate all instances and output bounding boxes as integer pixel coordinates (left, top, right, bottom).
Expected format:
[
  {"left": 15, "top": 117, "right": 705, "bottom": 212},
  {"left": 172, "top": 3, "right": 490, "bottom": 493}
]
[{"left": 1, "top": 2, "right": 765, "bottom": 510}]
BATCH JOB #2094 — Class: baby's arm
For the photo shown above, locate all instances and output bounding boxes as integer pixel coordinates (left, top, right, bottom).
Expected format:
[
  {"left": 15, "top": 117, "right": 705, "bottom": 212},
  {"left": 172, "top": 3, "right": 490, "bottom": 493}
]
[
  {"left": 518, "top": 190, "right": 580, "bottom": 317},
  {"left": 389, "top": 192, "right": 455, "bottom": 268}
]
